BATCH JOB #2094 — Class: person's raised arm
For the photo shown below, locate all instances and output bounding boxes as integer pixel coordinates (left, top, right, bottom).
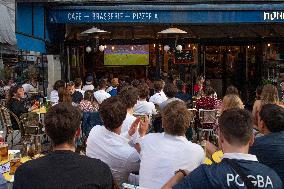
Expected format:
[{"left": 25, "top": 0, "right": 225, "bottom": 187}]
[
  {"left": 128, "top": 117, "right": 141, "bottom": 137},
  {"left": 134, "top": 115, "right": 150, "bottom": 153}
]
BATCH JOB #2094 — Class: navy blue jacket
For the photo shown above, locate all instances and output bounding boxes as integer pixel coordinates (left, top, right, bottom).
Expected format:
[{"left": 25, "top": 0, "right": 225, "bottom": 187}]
[
  {"left": 173, "top": 159, "right": 283, "bottom": 189},
  {"left": 250, "top": 131, "right": 284, "bottom": 182}
]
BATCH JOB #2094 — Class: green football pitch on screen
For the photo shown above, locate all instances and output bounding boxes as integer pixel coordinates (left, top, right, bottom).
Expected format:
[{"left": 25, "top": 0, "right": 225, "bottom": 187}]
[{"left": 104, "top": 45, "right": 149, "bottom": 66}]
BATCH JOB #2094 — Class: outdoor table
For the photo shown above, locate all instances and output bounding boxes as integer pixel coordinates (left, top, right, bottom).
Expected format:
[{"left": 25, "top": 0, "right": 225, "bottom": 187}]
[
  {"left": 32, "top": 107, "right": 47, "bottom": 123},
  {"left": 1, "top": 150, "right": 43, "bottom": 184},
  {"left": 32, "top": 107, "right": 47, "bottom": 114}
]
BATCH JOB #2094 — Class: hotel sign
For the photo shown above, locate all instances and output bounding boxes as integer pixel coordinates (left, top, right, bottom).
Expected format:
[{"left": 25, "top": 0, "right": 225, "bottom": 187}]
[
  {"left": 49, "top": 9, "right": 284, "bottom": 24},
  {"left": 264, "top": 11, "right": 284, "bottom": 21}
]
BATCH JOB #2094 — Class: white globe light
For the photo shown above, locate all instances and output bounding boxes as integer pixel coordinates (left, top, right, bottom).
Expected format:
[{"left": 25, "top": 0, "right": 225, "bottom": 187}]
[
  {"left": 86, "top": 46, "right": 92, "bottom": 53},
  {"left": 99, "top": 45, "right": 105, "bottom": 52},
  {"left": 164, "top": 45, "right": 170, "bottom": 52},
  {"left": 176, "top": 45, "right": 182, "bottom": 51}
]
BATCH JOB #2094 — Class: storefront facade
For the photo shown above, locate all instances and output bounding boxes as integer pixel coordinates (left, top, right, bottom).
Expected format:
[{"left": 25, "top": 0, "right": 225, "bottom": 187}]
[{"left": 16, "top": 0, "right": 284, "bottom": 102}]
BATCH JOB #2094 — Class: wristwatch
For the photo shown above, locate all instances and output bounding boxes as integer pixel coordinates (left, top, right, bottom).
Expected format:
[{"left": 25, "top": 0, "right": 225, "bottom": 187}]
[{"left": 174, "top": 169, "right": 187, "bottom": 177}]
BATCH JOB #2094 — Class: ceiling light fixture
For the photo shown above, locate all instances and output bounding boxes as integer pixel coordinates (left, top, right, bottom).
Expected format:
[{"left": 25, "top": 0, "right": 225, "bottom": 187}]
[
  {"left": 164, "top": 45, "right": 170, "bottom": 52},
  {"left": 176, "top": 45, "right": 183, "bottom": 51},
  {"left": 99, "top": 45, "right": 105, "bottom": 52},
  {"left": 86, "top": 46, "right": 92, "bottom": 53}
]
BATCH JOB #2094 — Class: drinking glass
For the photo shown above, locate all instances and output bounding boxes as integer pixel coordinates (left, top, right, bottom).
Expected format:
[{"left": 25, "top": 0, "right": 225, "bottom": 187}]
[
  {"left": 9, "top": 158, "right": 21, "bottom": 175},
  {"left": 0, "top": 143, "right": 8, "bottom": 161},
  {"left": 27, "top": 143, "right": 36, "bottom": 159}
]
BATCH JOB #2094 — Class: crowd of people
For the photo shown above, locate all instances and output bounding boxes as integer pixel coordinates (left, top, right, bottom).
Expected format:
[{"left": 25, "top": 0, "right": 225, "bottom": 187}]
[{"left": 0, "top": 74, "right": 283, "bottom": 189}]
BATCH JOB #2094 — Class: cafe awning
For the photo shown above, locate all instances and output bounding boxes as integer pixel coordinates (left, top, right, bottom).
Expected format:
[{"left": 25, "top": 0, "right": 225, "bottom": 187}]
[
  {"left": 16, "top": 3, "right": 46, "bottom": 53},
  {"left": 48, "top": 3, "right": 284, "bottom": 24}
]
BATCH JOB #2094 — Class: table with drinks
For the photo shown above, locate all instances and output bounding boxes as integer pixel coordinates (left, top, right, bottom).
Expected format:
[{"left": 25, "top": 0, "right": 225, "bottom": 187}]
[
  {"left": 0, "top": 144, "right": 43, "bottom": 184},
  {"left": 0, "top": 97, "right": 48, "bottom": 186}
]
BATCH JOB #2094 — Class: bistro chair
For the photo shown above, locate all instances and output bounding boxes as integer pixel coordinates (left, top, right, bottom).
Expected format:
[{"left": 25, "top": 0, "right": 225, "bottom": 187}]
[
  {"left": 0, "top": 105, "right": 22, "bottom": 147},
  {"left": 198, "top": 109, "right": 218, "bottom": 141},
  {"left": 20, "top": 112, "right": 44, "bottom": 139}
]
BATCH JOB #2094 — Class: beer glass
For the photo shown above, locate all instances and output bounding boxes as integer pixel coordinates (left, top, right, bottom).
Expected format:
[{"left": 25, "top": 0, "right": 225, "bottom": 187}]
[
  {"left": 0, "top": 143, "right": 8, "bottom": 161},
  {"left": 9, "top": 158, "right": 21, "bottom": 175}
]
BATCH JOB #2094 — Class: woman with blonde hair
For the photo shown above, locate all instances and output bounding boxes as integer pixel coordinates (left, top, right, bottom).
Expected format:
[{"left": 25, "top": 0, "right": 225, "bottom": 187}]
[
  {"left": 221, "top": 94, "right": 244, "bottom": 114},
  {"left": 252, "top": 84, "right": 279, "bottom": 125}
]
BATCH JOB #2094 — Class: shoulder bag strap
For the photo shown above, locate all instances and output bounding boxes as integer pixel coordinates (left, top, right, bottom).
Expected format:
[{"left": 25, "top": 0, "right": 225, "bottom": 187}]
[{"left": 223, "top": 158, "right": 256, "bottom": 189}]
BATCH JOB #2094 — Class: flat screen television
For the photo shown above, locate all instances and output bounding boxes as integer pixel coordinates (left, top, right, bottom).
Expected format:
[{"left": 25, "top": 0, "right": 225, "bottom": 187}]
[{"left": 104, "top": 45, "right": 149, "bottom": 66}]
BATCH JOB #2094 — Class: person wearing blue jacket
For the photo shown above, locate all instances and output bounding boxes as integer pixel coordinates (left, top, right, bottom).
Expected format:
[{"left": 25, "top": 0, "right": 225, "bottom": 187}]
[
  {"left": 162, "top": 108, "right": 283, "bottom": 189},
  {"left": 250, "top": 104, "right": 284, "bottom": 182}
]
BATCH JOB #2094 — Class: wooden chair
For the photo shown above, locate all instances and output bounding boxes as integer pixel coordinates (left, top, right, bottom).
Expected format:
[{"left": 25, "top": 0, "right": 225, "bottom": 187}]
[{"left": 0, "top": 105, "right": 22, "bottom": 147}]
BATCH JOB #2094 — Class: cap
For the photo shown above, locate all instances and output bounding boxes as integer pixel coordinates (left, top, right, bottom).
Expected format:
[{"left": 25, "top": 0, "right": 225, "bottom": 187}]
[{"left": 86, "top": 76, "right": 93, "bottom": 84}]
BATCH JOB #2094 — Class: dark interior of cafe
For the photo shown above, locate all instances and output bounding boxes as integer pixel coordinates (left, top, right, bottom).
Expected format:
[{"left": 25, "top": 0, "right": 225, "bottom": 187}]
[{"left": 54, "top": 23, "right": 284, "bottom": 104}]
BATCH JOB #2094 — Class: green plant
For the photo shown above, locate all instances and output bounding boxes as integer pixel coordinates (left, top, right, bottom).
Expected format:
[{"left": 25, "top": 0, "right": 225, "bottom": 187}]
[{"left": 262, "top": 78, "right": 276, "bottom": 85}]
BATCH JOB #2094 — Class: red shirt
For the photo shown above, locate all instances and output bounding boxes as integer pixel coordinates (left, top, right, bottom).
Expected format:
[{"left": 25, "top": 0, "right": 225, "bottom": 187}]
[{"left": 194, "top": 84, "right": 204, "bottom": 93}]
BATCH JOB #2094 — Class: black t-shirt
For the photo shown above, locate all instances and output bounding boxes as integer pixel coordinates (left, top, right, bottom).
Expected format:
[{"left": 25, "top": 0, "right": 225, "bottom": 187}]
[
  {"left": 173, "top": 158, "right": 283, "bottom": 189},
  {"left": 13, "top": 150, "right": 113, "bottom": 189},
  {"left": 72, "top": 91, "right": 83, "bottom": 104},
  {"left": 250, "top": 131, "right": 284, "bottom": 182},
  {"left": 7, "top": 98, "right": 28, "bottom": 129}
]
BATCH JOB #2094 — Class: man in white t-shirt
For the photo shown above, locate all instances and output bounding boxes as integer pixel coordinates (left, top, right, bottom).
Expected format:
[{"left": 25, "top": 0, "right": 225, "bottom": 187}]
[
  {"left": 93, "top": 79, "right": 111, "bottom": 104},
  {"left": 149, "top": 80, "right": 167, "bottom": 105},
  {"left": 86, "top": 97, "right": 147, "bottom": 186},
  {"left": 160, "top": 83, "right": 182, "bottom": 111},
  {"left": 118, "top": 86, "right": 140, "bottom": 142},
  {"left": 134, "top": 83, "right": 157, "bottom": 116},
  {"left": 138, "top": 101, "right": 205, "bottom": 189},
  {"left": 74, "top": 78, "right": 85, "bottom": 96},
  {"left": 22, "top": 78, "right": 38, "bottom": 98},
  {"left": 82, "top": 76, "right": 95, "bottom": 91}
]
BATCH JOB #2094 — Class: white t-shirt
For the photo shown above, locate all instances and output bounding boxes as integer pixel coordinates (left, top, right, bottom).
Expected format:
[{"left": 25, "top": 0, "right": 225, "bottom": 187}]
[
  {"left": 121, "top": 113, "right": 137, "bottom": 137},
  {"left": 121, "top": 113, "right": 140, "bottom": 143},
  {"left": 82, "top": 84, "right": 94, "bottom": 91},
  {"left": 86, "top": 126, "right": 140, "bottom": 185},
  {"left": 75, "top": 88, "right": 85, "bottom": 97},
  {"left": 149, "top": 91, "right": 168, "bottom": 105},
  {"left": 93, "top": 89, "right": 111, "bottom": 104},
  {"left": 50, "top": 90, "right": 59, "bottom": 104},
  {"left": 134, "top": 100, "right": 157, "bottom": 115},
  {"left": 22, "top": 83, "right": 36, "bottom": 94},
  {"left": 139, "top": 133, "right": 205, "bottom": 189}
]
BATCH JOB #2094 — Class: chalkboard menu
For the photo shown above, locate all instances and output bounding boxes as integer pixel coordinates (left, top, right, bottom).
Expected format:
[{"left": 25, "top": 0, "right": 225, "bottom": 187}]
[{"left": 174, "top": 50, "right": 194, "bottom": 64}]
